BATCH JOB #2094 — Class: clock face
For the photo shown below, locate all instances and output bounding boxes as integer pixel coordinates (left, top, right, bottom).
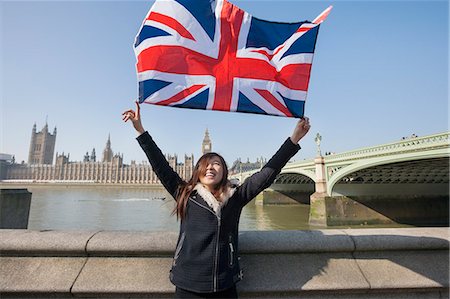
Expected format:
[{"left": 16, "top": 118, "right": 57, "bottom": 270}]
[{"left": 205, "top": 144, "right": 210, "bottom": 150}]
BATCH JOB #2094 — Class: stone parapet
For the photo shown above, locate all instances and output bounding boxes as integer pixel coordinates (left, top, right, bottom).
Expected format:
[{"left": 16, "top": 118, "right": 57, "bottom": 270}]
[
  {"left": 0, "top": 228, "right": 449, "bottom": 298},
  {"left": 0, "top": 189, "right": 32, "bottom": 229}
]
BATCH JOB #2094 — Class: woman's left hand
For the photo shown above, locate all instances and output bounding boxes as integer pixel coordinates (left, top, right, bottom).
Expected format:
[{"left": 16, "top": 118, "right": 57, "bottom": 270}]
[{"left": 290, "top": 117, "right": 310, "bottom": 144}]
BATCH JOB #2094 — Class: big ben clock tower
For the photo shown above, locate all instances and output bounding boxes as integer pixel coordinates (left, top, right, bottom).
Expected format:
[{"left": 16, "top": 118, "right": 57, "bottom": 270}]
[{"left": 202, "top": 128, "right": 212, "bottom": 155}]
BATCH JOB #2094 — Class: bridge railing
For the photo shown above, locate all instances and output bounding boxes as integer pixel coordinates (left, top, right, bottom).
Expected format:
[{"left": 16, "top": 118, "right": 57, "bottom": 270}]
[{"left": 323, "top": 132, "right": 450, "bottom": 162}]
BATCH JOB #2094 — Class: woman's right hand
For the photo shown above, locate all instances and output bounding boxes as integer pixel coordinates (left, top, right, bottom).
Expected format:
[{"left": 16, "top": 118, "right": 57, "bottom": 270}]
[{"left": 122, "top": 101, "right": 145, "bottom": 135}]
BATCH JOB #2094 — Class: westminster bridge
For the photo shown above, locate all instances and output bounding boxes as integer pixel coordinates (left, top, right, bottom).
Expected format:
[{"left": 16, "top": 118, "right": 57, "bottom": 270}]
[{"left": 231, "top": 131, "right": 450, "bottom": 227}]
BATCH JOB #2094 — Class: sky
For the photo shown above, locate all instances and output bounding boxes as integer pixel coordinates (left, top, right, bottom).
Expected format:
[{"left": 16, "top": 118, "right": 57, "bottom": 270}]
[{"left": 1, "top": 0, "right": 448, "bottom": 167}]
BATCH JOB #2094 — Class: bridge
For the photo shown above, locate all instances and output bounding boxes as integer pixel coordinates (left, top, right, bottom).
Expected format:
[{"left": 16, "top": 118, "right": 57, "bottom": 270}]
[{"left": 231, "top": 132, "right": 450, "bottom": 227}]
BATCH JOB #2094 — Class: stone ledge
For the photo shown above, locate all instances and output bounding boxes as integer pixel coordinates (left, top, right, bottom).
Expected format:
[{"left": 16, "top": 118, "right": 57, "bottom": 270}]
[
  {"left": 0, "top": 230, "right": 98, "bottom": 256},
  {"left": 0, "top": 257, "right": 86, "bottom": 293},
  {"left": 0, "top": 228, "right": 448, "bottom": 298},
  {"left": 71, "top": 257, "right": 174, "bottom": 295},
  {"left": 86, "top": 231, "right": 179, "bottom": 256},
  {"left": 238, "top": 230, "right": 354, "bottom": 253},
  {"left": 354, "top": 250, "right": 449, "bottom": 289},
  {"left": 344, "top": 228, "right": 450, "bottom": 251},
  {"left": 2, "top": 228, "right": 447, "bottom": 256}
]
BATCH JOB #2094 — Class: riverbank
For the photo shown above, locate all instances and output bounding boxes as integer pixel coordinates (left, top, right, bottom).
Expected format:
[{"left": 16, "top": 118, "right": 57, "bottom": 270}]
[{"left": 0, "top": 182, "right": 165, "bottom": 189}]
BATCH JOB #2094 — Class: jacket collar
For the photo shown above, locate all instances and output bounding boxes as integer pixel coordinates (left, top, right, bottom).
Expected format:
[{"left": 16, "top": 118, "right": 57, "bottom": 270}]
[{"left": 193, "top": 183, "right": 236, "bottom": 217}]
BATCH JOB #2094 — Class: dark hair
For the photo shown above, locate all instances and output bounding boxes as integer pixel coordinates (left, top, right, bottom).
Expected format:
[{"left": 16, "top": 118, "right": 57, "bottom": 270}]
[{"left": 173, "top": 152, "right": 229, "bottom": 220}]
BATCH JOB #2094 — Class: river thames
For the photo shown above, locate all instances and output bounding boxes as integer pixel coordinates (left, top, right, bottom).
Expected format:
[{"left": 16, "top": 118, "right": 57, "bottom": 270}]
[
  {"left": 7, "top": 184, "right": 411, "bottom": 231},
  {"left": 25, "top": 185, "right": 313, "bottom": 231}
]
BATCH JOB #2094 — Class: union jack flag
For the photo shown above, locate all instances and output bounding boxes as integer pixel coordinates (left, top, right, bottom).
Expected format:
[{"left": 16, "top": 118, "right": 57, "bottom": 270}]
[{"left": 134, "top": 0, "right": 331, "bottom": 118}]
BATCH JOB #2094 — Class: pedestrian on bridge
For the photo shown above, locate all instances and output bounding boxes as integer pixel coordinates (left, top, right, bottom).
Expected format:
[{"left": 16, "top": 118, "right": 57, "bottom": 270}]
[{"left": 122, "top": 101, "right": 310, "bottom": 298}]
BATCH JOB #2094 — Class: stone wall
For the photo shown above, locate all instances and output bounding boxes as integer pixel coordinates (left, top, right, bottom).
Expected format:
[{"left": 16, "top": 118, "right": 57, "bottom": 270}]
[{"left": 0, "top": 228, "right": 448, "bottom": 298}]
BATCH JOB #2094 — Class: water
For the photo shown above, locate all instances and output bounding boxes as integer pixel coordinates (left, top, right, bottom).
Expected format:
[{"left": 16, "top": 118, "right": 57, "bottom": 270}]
[
  {"left": 21, "top": 185, "right": 314, "bottom": 231},
  {"left": 9, "top": 185, "right": 413, "bottom": 231}
]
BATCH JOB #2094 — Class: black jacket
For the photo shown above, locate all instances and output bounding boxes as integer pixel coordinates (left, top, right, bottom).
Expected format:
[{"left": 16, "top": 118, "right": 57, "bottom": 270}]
[{"left": 137, "top": 132, "right": 300, "bottom": 293}]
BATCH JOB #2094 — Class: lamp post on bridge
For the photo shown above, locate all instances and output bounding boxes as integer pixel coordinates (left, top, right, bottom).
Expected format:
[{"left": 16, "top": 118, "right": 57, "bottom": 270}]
[
  {"left": 315, "top": 133, "right": 322, "bottom": 157},
  {"left": 313, "top": 133, "right": 327, "bottom": 195},
  {"left": 309, "top": 133, "right": 329, "bottom": 227}
]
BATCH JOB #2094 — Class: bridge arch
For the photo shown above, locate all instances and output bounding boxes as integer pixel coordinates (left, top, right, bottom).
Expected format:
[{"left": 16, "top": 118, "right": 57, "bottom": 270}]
[
  {"left": 278, "top": 169, "right": 316, "bottom": 183},
  {"left": 232, "top": 169, "right": 315, "bottom": 186},
  {"left": 327, "top": 150, "right": 449, "bottom": 195}
]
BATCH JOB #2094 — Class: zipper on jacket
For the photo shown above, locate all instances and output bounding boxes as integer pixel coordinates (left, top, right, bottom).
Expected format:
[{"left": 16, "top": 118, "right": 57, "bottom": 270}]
[
  {"left": 213, "top": 215, "right": 221, "bottom": 292},
  {"left": 173, "top": 232, "right": 185, "bottom": 267},
  {"left": 228, "top": 235, "right": 234, "bottom": 268},
  {"left": 189, "top": 196, "right": 222, "bottom": 292}
]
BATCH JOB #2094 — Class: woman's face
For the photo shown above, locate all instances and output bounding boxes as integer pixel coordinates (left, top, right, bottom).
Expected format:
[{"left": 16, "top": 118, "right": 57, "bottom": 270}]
[{"left": 199, "top": 156, "right": 224, "bottom": 190}]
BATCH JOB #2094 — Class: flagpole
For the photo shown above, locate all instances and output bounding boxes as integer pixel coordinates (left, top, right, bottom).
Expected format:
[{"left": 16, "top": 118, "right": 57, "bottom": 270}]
[
  {"left": 313, "top": 5, "right": 333, "bottom": 25},
  {"left": 302, "top": 6, "right": 333, "bottom": 118}
]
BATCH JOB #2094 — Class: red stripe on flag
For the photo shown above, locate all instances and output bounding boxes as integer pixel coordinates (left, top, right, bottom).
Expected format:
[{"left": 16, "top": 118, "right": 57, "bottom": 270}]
[
  {"left": 296, "top": 27, "right": 312, "bottom": 33},
  {"left": 254, "top": 89, "right": 293, "bottom": 117},
  {"left": 155, "top": 84, "right": 206, "bottom": 106},
  {"left": 137, "top": 46, "right": 215, "bottom": 75},
  {"left": 212, "top": 0, "right": 245, "bottom": 111},
  {"left": 278, "top": 64, "right": 312, "bottom": 91},
  {"left": 251, "top": 46, "right": 284, "bottom": 61},
  {"left": 234, "top": 58, "right": 312, "bottom": 91},
  {"left": 147, "top": 12, "right": 196, "bottom": 41}
]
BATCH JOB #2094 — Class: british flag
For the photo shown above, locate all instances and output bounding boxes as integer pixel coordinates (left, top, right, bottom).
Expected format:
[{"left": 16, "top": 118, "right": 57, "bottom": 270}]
[{"left": 134, "top": 0, "right": 331, "bottom": 118}]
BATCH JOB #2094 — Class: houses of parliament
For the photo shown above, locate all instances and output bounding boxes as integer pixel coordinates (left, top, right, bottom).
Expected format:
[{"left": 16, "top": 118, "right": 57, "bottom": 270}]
[
  {"left": 1, "top": 123, "right": 264, "bottom": 184},
  {"left": 2, "top": 123, "right": 213, "bottom": 184}
]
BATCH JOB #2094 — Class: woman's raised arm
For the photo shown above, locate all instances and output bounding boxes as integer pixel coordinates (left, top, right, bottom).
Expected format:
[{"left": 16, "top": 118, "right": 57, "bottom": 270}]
[
  {"left": 122, "top": 101, "right": 183, "bottom": 199},
  {"left": 236, "top": 117, "right": 310, "bottom": 206}
]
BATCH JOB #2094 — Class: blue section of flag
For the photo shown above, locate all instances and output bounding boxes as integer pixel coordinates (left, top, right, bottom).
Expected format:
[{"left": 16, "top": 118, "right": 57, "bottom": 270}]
[
  {"left": 139, "top": 79, "right": 172, "bottom": 103},
  {"left": 281, "top": 26, "right": 319, "bottom": 58},
  {"left": 175, "top": 0, "right": 216, "bottom": 41},
  {"left": 278, "top": 93, "right": 305, "bottom": 118},
  {"left": 247, "top": 18, "right": 304, "bottom": 50},
  {"left": 174, "top": 89, "right": 209, "bottom": 109},
  {"left": 135, "top": 26, "right": 171, "bottom": 48},
  {"left": 237, "top": 92, "right": 266, "bottom": 115}
]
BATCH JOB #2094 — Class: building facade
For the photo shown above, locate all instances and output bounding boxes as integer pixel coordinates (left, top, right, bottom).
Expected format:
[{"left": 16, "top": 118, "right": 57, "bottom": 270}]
[
  {"left": 28, "top": 123, "right": 57, "bottom": 165},
  {"left": 4, "top": 125, "right": 195, "bottom": 184},
  {"left": 229, "top": 157, "right": 267, "bottom": 175}
]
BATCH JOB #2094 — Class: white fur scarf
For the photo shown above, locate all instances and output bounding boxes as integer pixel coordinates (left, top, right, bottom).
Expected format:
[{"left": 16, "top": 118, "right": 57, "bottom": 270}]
[{"left": 193, "top": 183, "right": 236, "bottom": 217}]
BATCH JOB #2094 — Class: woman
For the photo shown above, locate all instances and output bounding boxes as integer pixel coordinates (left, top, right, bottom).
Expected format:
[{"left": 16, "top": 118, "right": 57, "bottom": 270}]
[{"left": 122, "top": 102, "right": 310, "bottom": 298}]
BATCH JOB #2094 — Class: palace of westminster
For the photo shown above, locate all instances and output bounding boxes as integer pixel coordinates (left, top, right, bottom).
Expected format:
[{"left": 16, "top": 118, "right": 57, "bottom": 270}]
[{"left": 0, "top": 123, "right": 265, "bottom": 184}]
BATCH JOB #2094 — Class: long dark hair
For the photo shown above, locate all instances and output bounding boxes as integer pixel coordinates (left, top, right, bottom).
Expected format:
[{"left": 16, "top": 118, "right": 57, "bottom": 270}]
[{"left": 173, "top": 152, "right": 229, "bottom": 220}]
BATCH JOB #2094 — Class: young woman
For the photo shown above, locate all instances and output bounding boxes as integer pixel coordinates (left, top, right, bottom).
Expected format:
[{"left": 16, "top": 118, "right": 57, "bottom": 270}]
[{"left": 122, "top": 102, "right": 310, "bottom": 298}]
